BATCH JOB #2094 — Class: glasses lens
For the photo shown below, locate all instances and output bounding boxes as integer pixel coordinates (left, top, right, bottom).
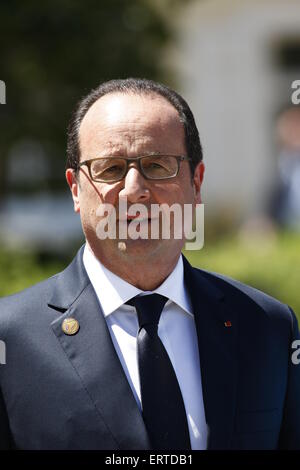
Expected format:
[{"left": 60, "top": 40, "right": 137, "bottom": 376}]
[
  {"left": 90, "top": 158, "right": 126, "bottom": 181},
  {"left": 141, "top": 156, "right": 178, "bottom": 179}
]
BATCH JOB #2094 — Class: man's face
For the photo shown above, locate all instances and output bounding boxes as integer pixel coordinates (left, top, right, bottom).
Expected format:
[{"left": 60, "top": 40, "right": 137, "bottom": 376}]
[{"left": 66, "top": 92, "right": 204, "bottom": 268}]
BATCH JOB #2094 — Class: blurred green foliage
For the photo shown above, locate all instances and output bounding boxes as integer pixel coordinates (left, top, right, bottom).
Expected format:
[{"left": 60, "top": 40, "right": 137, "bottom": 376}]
[
  {"left": 0, "top": 0, "right": 175, "bottom": 197},
  {"left": 0, "top": 249, "right": 67, "bottom": 297},
  {"left": 0, "top": 232, "right": 299, "bottom": 323},
  {"left": 185, "top": 231, "right": 300, "bottom": 321}
]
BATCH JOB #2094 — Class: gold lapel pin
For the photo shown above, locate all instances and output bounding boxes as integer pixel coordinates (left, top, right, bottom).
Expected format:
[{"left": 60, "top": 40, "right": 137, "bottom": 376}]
[{"left": 62, "top": 317, "right": 80, "bottom": 335}]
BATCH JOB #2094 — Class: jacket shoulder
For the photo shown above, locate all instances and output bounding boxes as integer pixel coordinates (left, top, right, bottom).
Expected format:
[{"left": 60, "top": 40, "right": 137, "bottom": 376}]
[
  {"left": 192, "top": 265, "right": 295, "bottom": 321},
  {"left": 0, "top": 274, "right": 59, "bottom": 337}
]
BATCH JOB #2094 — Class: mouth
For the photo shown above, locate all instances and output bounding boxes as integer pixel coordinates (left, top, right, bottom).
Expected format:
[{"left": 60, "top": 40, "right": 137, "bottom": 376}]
[
  {"left": 125, "top": 218, "right": 151, "bottom": 225},
  {"left": 118, "top": 215, "right": 156, "bottom": 223}
]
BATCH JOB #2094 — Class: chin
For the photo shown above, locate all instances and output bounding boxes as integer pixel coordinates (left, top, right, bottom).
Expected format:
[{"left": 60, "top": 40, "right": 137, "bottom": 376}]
[
  {"left": 117, "top": 237, "right": 161, "bottom": 254},
  {"left": 116, "top": 238, "right": 183, "bottom": 260}
]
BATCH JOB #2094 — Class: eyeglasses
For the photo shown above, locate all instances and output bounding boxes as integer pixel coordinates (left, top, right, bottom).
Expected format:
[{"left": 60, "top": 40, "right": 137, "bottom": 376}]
[{"left": 77, "top": 155, "right": 191, "bottom": 183}]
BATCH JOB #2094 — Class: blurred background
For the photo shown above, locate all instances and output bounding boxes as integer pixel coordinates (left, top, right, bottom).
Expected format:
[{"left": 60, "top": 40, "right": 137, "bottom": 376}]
[{"left": 0, "top": 0, "right": 299, "bottom": 317}]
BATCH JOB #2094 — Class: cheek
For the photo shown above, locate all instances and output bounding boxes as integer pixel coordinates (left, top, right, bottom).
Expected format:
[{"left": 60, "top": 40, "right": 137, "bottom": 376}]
[
  {"left": 97, "top": 182, "right": 122, "bottom": 205},
  {"left": 184, "top": 185, "right": 197, "bottom": 204},
  {"left": 153, "top": 182, "right": 194, "bottom": 205},
  {"left": 151, "top": 182, "right": 179, "bottom": 200},
  {"left": 80, "top": 182, "right": 120, "bottom": 208}
]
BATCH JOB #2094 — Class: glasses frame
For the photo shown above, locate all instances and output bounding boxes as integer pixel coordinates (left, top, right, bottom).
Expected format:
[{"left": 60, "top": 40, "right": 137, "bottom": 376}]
[{"left": 77, "top": 155, "right": 191, "bottom": 183}]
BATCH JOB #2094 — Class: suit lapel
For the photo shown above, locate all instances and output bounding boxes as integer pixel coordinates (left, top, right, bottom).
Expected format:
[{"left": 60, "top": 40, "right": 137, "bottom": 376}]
[
  {"left": 183, "top": 256, "right": 238, "bottom": 449},
  {"left": 47, "top": 247, "right": 238, "bottom": 450},
  {"left": 48, "top": 246, "right": 151, "bottom": 450}
]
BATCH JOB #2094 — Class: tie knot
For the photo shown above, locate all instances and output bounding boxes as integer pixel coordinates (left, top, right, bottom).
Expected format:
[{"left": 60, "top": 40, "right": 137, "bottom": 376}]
[{"left": 126, "top": 293, "right": 168, "bottom": 328}]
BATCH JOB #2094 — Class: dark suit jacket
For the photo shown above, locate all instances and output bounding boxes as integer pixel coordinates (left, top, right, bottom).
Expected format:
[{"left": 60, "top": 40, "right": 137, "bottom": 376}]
[{"left": 0, "top": 246, "right": 299, "bottom": 450}]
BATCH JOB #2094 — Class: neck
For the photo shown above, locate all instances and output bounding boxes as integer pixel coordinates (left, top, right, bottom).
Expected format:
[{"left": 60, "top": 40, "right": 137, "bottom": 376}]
[{"left": 86, "top": 241, "right": 181, "bottom": 291}]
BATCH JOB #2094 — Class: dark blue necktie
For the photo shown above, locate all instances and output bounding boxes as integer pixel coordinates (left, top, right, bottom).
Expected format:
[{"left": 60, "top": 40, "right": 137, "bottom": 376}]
[{"left": 127, "top": 293, "right": 191, "bottom": 450}]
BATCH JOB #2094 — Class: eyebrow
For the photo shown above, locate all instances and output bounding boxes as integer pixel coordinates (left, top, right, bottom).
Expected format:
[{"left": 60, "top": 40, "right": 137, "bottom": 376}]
[{"left": 92, "top": 151, "right": 164, "bottom": 158}]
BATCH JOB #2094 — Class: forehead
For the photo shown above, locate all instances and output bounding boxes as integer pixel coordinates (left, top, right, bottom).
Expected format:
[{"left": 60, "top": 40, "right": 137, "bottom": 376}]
[{"left": 78, "top": 92, "right": 185, "bottom": 156}]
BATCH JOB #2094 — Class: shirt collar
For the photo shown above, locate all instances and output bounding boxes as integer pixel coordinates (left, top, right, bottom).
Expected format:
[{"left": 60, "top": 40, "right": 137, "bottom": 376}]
[{"left": 83, "top": 245, "right": 193, "bottom": 317}]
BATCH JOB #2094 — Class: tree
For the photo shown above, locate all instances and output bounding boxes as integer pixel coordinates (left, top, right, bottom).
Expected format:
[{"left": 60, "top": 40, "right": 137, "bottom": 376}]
[{"left": 0, "top": 0, "right": 172, "bottom": 198}]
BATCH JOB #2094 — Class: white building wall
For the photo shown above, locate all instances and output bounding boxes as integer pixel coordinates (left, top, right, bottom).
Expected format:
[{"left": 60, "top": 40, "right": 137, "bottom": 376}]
[{"left": 170, "top": 0, "right": 300, "bottom": 219}]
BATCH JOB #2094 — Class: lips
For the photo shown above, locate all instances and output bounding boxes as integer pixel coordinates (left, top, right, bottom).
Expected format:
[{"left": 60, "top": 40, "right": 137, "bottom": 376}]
[
  {"left": 118, "top": 213, "right": 155, "bottom": 222},
  {"left": 118, "top": 218, "right": 153, "bottom": 223}
]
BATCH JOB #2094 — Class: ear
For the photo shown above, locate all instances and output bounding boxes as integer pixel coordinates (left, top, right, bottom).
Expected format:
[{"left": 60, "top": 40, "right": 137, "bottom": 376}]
[
  {"left": 193, "top": 161, "right": 205, "bottom": 204},
  {"left": 66, "top": 169, "right": 80, "bottom": 213}
]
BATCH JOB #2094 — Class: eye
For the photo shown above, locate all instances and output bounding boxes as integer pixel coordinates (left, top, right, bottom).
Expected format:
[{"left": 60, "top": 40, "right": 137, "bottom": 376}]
[
  {"left": 143, "top": 158, "right": 167, "bottom": 169},
  {"left": 104, "top": 165, "right": 123, "bottom": 173},
  {"left": 91, "top": 159, "right": 126, "bottom": 179},
  {"left": 149, "top": 162, "right": 164, "bottom": 169}
]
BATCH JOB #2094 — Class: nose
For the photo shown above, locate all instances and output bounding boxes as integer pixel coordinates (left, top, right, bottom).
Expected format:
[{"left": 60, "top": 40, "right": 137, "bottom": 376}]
[{"left": 118, "top": 165, "right": 150, "bottom": 204}]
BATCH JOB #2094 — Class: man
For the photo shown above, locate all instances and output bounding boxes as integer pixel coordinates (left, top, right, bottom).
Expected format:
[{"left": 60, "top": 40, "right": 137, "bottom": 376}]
[{"left": 0, "top": 78, "right": 299, "bottom": 450}]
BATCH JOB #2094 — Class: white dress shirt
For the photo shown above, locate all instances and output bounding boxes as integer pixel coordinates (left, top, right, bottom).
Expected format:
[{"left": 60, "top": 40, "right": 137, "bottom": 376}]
[{"left": 83, "top": 245, "right": 208, "bottom": 450}]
